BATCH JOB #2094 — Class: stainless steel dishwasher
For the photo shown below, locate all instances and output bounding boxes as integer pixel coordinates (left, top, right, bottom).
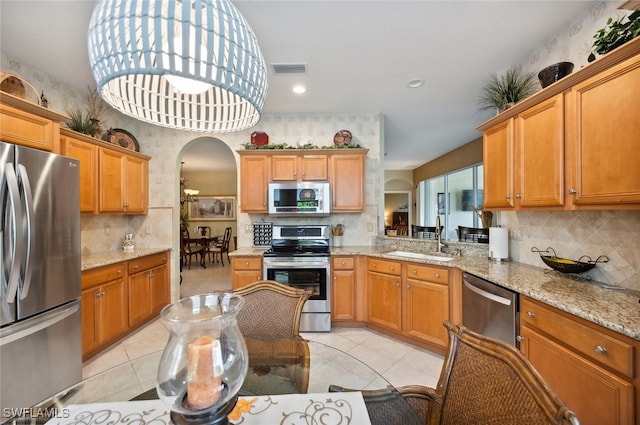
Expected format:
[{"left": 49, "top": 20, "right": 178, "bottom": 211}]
[{"left": 462, "top": 272, "right": 519, "bottom": 347}]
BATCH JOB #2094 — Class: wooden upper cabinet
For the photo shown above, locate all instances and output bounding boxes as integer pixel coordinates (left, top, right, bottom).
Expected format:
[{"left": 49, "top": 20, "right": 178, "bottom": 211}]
[
  {"left": 483, "top": 119, "right": 514, "bottom": 209},
  {"left": 238, "top": 149, "right": 367, "bottom": 213},
  {"left": 271, "top": 154, "right": 328, "bottom": 181},
  {"left": 515, "top": 93, "right": 565, "bottom": 208},
  {"left": 239, "top": 154, "right": 269, "bottom": 213},
  {"left": 480, "top": 40, "right": 640, "bottom": 211},
  {"left": 569, "top": 54, "right": 640, "bottom": 207},
  {"left": 61, "top": 133, "right": 99, "bottom": 213},
  {"left": 99, "top": 148, "right": 148, "bottom": 214},
  {"left": 329, "top": 152, "right": 366, "bottom": 212},
  {"left": 0, "top": 94, "right": 66, "bottom": 152}
]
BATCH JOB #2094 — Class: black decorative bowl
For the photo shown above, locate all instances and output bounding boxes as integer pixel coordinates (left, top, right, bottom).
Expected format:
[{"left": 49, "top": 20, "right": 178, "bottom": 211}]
[
  {"left": 538, "top": 62, "right": 574, "bottom": 88},
  {"left": 531, "top": 247, "right": 609, "bottom": 274}
]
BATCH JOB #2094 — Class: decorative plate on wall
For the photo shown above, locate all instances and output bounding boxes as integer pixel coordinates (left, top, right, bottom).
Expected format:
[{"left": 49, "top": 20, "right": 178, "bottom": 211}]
[{"left": 101, "top": 128, "right": 139, "bottom": 151}]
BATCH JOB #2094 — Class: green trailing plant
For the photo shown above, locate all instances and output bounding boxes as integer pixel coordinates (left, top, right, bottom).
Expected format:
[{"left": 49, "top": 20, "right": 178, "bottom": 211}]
[
  {"left": 65, "top": 109, "right": 100, "bottom": 136},
  {"left": 588, "top": 11, "right": 640, "bottom": 63},
  {"left": 478, "top": 67, "right": 538, "bottom": 113}
]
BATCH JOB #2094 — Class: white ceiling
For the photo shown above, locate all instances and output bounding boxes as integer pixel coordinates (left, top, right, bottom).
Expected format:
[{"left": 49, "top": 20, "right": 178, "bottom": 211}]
[{"left": 0, "top": 0, "right": 598, "bottom": 171}]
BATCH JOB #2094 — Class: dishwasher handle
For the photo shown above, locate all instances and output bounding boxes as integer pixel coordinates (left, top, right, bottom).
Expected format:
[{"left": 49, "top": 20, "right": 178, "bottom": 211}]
[{"left": 463, "top": 280, "right": 512, "bottom": 306}]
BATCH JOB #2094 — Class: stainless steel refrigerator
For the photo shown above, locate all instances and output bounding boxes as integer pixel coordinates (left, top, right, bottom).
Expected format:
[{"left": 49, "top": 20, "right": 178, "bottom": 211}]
[{"left": 0, "top": 141, "right": 82, "bottom": 418}]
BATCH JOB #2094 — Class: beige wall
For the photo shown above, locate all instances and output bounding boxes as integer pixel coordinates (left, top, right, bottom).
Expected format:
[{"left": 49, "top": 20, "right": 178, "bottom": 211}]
[{"left": 412, "top": 137, "right": 482, "bottom": 183}]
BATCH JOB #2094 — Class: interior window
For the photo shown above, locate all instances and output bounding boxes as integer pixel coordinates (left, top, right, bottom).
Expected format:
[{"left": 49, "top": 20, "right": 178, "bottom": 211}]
[{"left": 418, "top": 163, "right": 483, "bottom": 241}]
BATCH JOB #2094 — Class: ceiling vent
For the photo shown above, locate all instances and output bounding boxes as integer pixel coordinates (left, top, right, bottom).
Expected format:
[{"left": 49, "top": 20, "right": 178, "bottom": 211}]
[{"left": 271, "top": 63, "right": 307, "bottom": 75}]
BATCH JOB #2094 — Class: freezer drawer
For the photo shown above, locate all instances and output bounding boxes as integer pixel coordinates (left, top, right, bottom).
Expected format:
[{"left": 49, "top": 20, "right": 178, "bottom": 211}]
[{"left": 0, "top": 300, "right": 81, "bottom": 420}]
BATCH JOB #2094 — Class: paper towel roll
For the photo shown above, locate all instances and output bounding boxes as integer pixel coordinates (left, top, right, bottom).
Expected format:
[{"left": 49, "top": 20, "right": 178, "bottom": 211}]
[{"left": 489, "top": 227, "right": 509, "bottom": 261}]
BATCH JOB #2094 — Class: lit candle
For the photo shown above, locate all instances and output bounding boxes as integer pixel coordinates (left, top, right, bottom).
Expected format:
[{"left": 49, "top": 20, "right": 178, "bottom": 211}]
[{"left": 187, "top": 335, "right": 223, "bottom": 409}]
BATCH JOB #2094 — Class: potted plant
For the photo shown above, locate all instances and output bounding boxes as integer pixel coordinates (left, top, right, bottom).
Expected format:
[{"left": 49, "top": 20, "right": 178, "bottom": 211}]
[
  {"left": 478, "top": 67, "right": 538, "bottom": 114},
  {"left": 588, "top": 11, "right": 640, "bottom": 63}
]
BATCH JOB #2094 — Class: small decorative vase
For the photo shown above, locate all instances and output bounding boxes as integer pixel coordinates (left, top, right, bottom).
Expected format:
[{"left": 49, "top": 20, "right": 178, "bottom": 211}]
[
  {"left": 332, "top": 235, "right": 343, "bottom": 248},
  {"left": 122, "top": 233, "right": 136, "bottom": 251}
]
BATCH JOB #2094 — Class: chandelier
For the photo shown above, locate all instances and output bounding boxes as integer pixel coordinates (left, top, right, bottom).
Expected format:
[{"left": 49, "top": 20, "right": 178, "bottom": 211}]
[{"left": 87, "top": 0, "right": 268, "bottom": 133}]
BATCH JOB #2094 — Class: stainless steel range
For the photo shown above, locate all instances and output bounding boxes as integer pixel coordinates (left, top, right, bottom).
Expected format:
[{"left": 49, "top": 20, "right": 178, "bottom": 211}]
[{"left": 262, "top": 225, "right": 331, "bottom": 332}]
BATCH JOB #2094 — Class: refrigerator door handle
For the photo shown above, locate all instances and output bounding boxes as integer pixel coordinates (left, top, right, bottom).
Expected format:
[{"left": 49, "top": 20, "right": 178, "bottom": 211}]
[
  {"left": 1, "top": 163, "right": 24, "bottom": 303},
  {"left": 16, "top": 164, "right": 34, "bottom": 299},
  {"left": 0, "top": 300, "right": 79, "bottom": 347}
]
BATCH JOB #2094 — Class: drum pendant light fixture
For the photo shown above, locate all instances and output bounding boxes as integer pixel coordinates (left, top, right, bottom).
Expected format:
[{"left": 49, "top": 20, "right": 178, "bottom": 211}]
[{"left": 87, "top": 0, "right": 268, "bottom": 133}]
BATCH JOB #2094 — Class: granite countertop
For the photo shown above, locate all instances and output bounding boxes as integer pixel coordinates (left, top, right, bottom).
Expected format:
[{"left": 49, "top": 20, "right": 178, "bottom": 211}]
[
  {"left": 333, "top": 246, "right": 640, "bottom": 341},
  {"left": 81, "top": 248, "right": 171, "bottom": 271}
]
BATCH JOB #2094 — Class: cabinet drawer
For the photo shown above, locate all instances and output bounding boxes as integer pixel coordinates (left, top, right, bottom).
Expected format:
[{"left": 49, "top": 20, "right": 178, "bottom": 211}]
[
  {"left": 82, "top": 263, "right": 126, "bottom": 289},
  {"left": 406, "top": 264, "right": 449, "bottom": 284},
  {"left": 521, "top": 297, "right": 634, "bottom": 378},
  {"left": 128, "top": 252, "right": 168, "bottom": 274},
  {"left": 333, "top": 256, "right": 354, "bottom": 270},
  {"left": 367, "top": 258, "right": 401, "bottom": 275},
  {"left": 234, "top": 257, "right": 262, "bottom": 270}
]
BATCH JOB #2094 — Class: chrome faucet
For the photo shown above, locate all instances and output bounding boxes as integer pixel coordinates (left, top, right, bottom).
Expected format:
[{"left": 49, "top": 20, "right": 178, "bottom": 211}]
[{"left": 435, "top": 215, "right": 446, "bottom": 253}]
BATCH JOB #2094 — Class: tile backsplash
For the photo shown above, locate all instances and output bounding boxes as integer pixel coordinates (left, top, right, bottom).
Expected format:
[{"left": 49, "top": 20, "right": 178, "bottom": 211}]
[{"left": 502, "top": 210, "right": 640, "bottom": 291}]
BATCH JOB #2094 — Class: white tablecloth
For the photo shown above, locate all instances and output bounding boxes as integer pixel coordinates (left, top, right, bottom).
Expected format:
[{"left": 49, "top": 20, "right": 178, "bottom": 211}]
[{"left": 44, "top": 392, "right": 372, "bottom": 425}]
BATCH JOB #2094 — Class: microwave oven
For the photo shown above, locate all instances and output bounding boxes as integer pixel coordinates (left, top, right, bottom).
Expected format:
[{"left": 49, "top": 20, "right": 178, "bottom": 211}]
[{"left": 268, "top": 182, "right": 331, "bottom": 216}]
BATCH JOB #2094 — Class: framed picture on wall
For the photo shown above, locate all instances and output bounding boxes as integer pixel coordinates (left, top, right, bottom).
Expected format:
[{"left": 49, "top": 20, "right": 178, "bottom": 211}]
[
  {"left": 437, "top": 192, "right": 449, "bottom": 215},
  {"left": 188, "top": 195, "right": 236, "bottom": 221}
]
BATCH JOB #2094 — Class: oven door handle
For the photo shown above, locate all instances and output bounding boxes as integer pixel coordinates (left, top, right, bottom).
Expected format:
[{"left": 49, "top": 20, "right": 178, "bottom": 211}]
[{"left": 264, "top": 261, "right": 329, "bottom": 268}]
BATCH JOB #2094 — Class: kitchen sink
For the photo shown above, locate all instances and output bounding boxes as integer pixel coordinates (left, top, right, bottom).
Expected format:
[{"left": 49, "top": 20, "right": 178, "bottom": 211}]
[{"left": 384, "top": 251, "right": 454, "bottom": 262}]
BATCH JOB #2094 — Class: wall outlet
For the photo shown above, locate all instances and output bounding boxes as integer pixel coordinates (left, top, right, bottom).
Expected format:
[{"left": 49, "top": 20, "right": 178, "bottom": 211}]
[
  {"left": 145, "top": 224, "right": 153, "bottom": 234},
  {"left": 510, "top": 227, "right": 524, "bottom": 241}
]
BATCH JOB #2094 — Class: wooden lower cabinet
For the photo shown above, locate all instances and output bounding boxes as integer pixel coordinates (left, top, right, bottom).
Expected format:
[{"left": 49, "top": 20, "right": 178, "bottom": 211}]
[
  {"left": 81, "top": 263, "right": 128, "bottom": 360},
  {"left": 332, "top": 256, "right": 356, "bottom": 321},
  {"left": 367, "top": 258, "right": 402, "bottom": 332},
  {"left": 128, "top": 252, "right": 170, "bottom": 327},
  {"left": 520, "top": 296, "right": 637, "bottom": 425},
  {"left": 231, "top": 256, "right": 263, "bottom": 289},
  {"left": 404, "top": 264, "right": 449, "bottom": 347},
  {"left": 366, "top": 258, "right": 451, "bottom": 352},
  {"left": 81, "top": 251, "right": 170, "bottom": 360}
]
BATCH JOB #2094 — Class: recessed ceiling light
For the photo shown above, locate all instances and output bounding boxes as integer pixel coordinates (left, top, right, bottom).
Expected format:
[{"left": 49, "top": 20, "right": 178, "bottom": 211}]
[
  {"left": 293, "top": 84, "right": 306, "bottom": 94},
  {"left": 407, "top": 79, "right": 425, "bottom": 88}
]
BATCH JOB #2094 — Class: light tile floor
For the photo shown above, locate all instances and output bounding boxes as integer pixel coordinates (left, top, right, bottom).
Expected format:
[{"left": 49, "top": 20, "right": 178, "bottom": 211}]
[{"left": 82, "top": 261, "right": 444, "bottom": 391}]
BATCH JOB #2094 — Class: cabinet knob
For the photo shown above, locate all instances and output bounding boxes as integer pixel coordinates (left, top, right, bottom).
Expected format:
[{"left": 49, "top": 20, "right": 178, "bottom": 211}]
[
  {"left": 526, "top": 311, "right": 535, "bottom": 318},
  {"left": 117, "top": 269, "right": 122, "bottom": 274},
  {"left": 406, "top": 284, "right": 410, "bottom": 289},
  {"left": 506, "top": 195, "right": 511, "bottom": 200},
  {"left": 245, "top": 262, "right": 250, "bottom": 266},
  {"left": 372, "top": 263, "right": 377, "bottom": 268},
  {"left": 412, "top": 269, "right": 417, "bottom": 274},
  {"left": 568, "top": 188, "right": 577, "bottom": 195},
  {"left": 515, "top": 193, "right": 522, "bottom": 199},
  {"left": 134, "top": 264, "right": 139, "bottom": 269},
  {"left": 390, "top": 266, "right": 395, "bottom": 272},
  {"left": 434, "top": 273, "right": 440, "bottom": 279},
  {"left": 396, "top": 282, "right": 400, "bottom": 288},
  {"left": 341, "top": 261, "right": 346, "bottom": 266},
  {"left": 594, "top": 345, "right": 607, "bottom": 355},
  {"left": 516, "top": 335, "right": 525, "bottom": 342}
]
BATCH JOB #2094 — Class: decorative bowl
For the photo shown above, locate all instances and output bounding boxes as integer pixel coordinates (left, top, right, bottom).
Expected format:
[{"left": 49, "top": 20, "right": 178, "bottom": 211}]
[
  {"left": 538, "top": 62, "right": 574, "bottom": 88},
  {"left": 531, "top": 247, "right": 608, "bottom": 274}
]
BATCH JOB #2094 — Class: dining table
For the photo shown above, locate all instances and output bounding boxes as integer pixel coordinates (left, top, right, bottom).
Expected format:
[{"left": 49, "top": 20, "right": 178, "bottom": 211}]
[
  {"left": 12, "top": 337, "right": 423, "bottom": 425},
  {"left": 189, "top": 235, "right": 222, "bottom": 268}
]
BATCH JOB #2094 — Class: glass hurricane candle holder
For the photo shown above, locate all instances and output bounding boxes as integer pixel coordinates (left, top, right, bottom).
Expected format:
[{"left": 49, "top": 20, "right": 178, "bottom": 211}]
[{"left": 157, "top": 293, "right": 248, "bottom": 425}]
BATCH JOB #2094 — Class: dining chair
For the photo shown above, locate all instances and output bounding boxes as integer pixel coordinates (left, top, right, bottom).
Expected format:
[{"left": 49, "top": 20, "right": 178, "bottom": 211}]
[
  {"left": 330, "top": 321, "right": 580, "bottom": 425},
  {"left": 457, "top": 225, "right": 489, "bottom": 243},
  {"left": 412, "top": 225, "right": 443, "bottom": 239},
  {"left": 234, "top": 280, "right": 312, "bottom": 394},
  {"left": 180, "top": 225, "right": 203, "bottom": 269},
  {"left": 207, "top": 226, "right": 232, "bottom": 266},
  {"left": 196, "top": 226, "right": 211, "bottom": 237}
]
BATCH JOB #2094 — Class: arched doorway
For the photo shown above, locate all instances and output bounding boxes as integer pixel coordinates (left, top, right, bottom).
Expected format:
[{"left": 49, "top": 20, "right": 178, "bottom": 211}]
[{"left": 177, "top": 137, "right": 238, "bottom": 269}]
